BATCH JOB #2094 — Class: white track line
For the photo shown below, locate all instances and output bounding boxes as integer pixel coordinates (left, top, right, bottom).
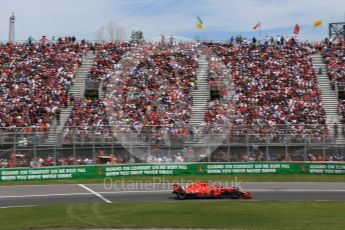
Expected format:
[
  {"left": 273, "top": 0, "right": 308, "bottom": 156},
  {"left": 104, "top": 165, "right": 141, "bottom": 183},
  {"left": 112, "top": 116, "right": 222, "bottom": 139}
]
[
  {"left": 0, "top": 190, "right": 168, "bottom": 199},
  {"left": 78, "top": 184, "right": 112, "bottom": 203},
  {"left": 0, "top": 205, "right": 38, "bottom": 209},
  {"left": 0, "top": 192, "right": 90, "bottom": 199}
]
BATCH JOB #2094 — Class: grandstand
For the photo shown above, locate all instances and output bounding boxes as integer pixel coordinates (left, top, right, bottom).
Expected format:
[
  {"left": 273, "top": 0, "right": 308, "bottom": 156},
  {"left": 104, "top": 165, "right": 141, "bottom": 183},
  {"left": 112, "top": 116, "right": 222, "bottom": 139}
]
[{"left": 1, "top": 36, "right": 345, "bottom": 168}]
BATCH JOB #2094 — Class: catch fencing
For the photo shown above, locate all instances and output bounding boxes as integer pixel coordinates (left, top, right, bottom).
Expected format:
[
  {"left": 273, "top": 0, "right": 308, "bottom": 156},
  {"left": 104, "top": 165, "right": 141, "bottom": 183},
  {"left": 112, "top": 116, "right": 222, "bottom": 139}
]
[{"left": 0, "top": 125, "right": 343, "bottom": 167}]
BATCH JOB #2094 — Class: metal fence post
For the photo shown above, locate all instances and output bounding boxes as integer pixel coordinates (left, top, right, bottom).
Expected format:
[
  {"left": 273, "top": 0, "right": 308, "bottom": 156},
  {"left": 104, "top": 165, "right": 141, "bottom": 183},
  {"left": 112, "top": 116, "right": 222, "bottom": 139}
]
[
  {"left": 266, "top": 135, "right": 269, "bottom": 161},
  {"left": 245, "top": 135, "right": 249, "bottom": 154},
  {"left": 92, "top": 132, "right": 96, "bottom": 162},
  {"left": 285, "top": 132, "right": 288, "bottom": 161},
  {"left": 323, "top": 140, "right": 326, "bottom": 161},
  {"left": 73, "top": 134, "right": 77, "bottom": 159},
  {"left": 207, "top": 134, "right": 211, "bottom": 162},
  {"left": 33, "top": 133, "right": 37, "bottom": 159},
  {"left": 111, "top": 137, "right": 114, "bottom": 155},
  {"left": 13, "top": 133, "right": 17, "bottom": 166},
  {"left": 147, "top": 131, "right": 151, "bottom": 158},
  {"left": 168, "top": 138, "right": 172, "bottom": 162},
  {"left": 129, "top": 131, "right": 133, "bottom": 161},
  {"left": 227, "top": 135, "right": 231, "bottom": 162},
  {"left": 53, "top": 141, "right": 57, "bottom": 166},
  {"left": 304, "top": 142, "right": 307, "bottom": 161}
]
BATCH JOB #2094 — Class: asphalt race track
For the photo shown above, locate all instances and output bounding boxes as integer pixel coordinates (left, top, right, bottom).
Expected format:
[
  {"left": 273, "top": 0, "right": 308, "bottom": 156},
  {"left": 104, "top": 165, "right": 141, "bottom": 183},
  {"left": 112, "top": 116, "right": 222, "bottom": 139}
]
[{"left": 1, "top": 182, "right": 345, "bottom": 208}]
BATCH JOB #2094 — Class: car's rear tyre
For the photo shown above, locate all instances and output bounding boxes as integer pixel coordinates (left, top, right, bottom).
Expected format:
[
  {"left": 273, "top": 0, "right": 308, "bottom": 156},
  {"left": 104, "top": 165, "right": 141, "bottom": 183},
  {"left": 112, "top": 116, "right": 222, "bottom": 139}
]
[
  {"left": 176, "top": 190, "right": 187, "bottom": 200},
  {"left": 230, "top": 189, "right": 241, "bottom": 199}
]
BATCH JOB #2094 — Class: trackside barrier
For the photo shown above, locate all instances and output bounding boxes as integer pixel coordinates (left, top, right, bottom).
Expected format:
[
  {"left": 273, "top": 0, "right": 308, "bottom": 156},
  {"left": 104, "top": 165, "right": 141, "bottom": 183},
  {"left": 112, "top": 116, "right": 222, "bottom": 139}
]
[{"left": 1, "top": 162, "right": 345, "bottom": 181}]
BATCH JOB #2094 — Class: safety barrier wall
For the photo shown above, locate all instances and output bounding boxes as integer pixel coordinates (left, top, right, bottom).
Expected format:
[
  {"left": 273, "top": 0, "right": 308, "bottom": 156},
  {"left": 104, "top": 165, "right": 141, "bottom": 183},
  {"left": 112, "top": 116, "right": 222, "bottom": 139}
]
[{"left": 1, "top": 162, "right": 345, "bottom": 181}]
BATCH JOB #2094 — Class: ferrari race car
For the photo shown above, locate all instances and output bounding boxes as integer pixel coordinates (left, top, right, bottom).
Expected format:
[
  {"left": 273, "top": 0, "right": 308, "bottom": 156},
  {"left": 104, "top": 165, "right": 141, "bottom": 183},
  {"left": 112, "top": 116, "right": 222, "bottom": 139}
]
[{"left": 172, "top": 182, "right": 252, "bottom": 200}]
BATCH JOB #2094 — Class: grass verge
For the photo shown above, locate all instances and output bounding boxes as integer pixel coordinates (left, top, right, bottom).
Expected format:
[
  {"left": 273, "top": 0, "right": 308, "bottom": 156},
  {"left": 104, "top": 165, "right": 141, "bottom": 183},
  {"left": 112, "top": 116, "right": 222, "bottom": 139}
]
[
  {"left": 0, "top": 201, "right": 344, "bottom": 230},
  {"left": 1, "top": 174, "right": 345, "bottom": 186}
]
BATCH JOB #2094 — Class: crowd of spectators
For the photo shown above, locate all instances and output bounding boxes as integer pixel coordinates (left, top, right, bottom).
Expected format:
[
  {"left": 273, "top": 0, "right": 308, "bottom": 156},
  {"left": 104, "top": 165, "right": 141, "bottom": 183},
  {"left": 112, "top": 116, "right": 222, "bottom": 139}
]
[
  {"left": 322, "top": 43, "right": 345, "bottom": 88},
  {"left": 0, "top": 38, "right": 89, "bottom": 134},
  {"left": 204, "top": 100, "right": 232, "bottom": 132},
  {"left": 104, "top": 43, "right": 198, "bottom": 142},
  {"left": 87, "top": 42, "right": 131, "bottom": 88},
  {"left": 321, "top": 42, "right": 345, "bottom": 124},
  {"left": 62, "top": 42, "right": 130, "bottom": 140},
  {"left": 207, "top": 41, "right": 329, "bottom": 141},
  {"left": 63, "top": 43, "right": 199, "bottom": 144},
  {"left": 63, "top": 98, "right": 112, "bottom": 142},
  {"left": 204, "top": 51, "right": 235, "bottom": 134}
]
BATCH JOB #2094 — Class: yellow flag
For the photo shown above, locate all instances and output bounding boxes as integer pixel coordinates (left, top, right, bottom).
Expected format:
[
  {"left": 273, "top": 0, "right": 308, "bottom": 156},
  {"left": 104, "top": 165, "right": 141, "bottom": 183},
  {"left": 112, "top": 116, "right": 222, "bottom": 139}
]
[
  {"left": 196, "top": 16, "right": 205, "bottom": 30},
  {"left": 313, "top": 20, "right": 322, "bottom": 28}
]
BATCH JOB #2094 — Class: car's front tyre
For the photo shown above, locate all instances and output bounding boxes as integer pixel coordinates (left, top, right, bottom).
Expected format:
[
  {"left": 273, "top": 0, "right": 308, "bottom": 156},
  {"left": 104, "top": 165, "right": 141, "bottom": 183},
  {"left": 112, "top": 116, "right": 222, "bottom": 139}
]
[
  {"left": 176, "top": 190, "right": 187, "bottom": 200},
  {"left": 229, "top": 189, "right": 241, "bottom": 199}
]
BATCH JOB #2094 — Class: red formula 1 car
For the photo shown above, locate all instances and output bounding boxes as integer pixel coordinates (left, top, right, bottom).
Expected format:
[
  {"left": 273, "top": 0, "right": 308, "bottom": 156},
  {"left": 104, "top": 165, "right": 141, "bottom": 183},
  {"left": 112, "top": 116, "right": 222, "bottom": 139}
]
[{"left": 172, "top": 182, "right": 252, "bottom": 200}]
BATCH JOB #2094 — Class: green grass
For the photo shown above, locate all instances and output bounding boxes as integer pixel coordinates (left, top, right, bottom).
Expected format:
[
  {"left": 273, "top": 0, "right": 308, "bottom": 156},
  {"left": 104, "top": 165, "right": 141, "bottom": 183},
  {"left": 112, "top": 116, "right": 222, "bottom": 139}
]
[
  {"left": 1, "top": 174, "right": 345, "bottom": 186},
  {"left": 0, "top": 201, "right": 344, "bottom": 230}
]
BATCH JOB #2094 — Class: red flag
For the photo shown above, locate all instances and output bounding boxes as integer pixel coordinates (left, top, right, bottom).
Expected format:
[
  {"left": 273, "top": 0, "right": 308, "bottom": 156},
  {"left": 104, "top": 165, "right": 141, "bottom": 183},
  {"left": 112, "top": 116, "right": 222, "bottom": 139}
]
[
  {"left": 293, "top": 24, "right": 301, "bottom": 35},
  {"left": 253, "top": 22, "right": 261, "bottom": 30}
]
